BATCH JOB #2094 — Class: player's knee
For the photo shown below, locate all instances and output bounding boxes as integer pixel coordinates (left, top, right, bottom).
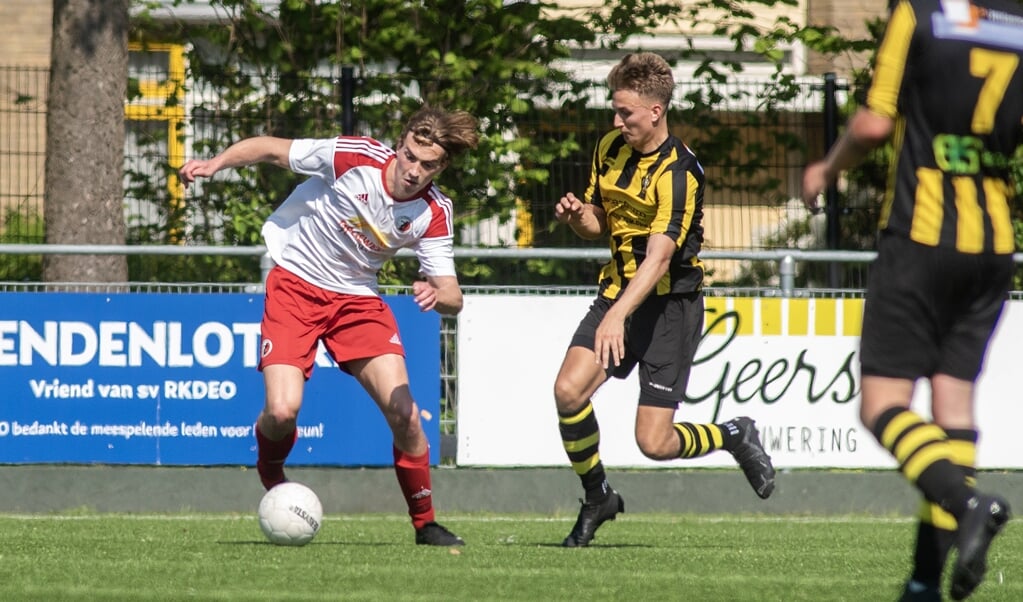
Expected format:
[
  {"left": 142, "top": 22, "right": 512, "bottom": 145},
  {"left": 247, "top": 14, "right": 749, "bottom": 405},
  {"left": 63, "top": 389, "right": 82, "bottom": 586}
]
[
  {"left": 858, "top": 408, "right": 874, "bottom": 432},
  {"left": 383, "top": 399, "right": 421, "bottom": 436},
  {"left": 553, "top": 378, "right": 586, "bottom": 413},
  {"left": 260, "top": 409, "right": 297, "bottom": 435},
  {"left": 261, "top": 391, "right": 300, "bottom": 423},
  {"left": 859, "top": 402, "right": 888, "bottom": 432},
  {"left": 635, "top": 433, "right": 676, "bottom": 461}
]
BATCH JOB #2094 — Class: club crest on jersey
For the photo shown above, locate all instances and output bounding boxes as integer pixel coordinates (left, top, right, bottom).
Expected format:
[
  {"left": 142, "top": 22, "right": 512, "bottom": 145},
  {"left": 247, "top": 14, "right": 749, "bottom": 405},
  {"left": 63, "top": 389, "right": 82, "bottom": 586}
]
[
  {"left": 396, "top": 215, "right": 412, "bottom": 232},
  {"left": 638, "top": 174, "right": 652, "bottom": 199}
]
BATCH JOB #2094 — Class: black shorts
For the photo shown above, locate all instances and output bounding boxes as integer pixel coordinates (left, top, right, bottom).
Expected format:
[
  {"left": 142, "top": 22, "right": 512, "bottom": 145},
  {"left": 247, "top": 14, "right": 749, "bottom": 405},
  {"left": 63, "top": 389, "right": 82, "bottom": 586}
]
[
  {"left": 860, "top": 232, "right": 1013, "bottom": 382},
  {"left": 570, "top": 291, "right": 704, "bottom": 408}
]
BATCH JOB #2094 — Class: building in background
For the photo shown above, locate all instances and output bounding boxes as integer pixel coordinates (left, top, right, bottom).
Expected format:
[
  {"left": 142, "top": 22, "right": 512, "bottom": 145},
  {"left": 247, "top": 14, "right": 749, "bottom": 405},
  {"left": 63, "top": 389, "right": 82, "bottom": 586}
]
[{"left": 0, "top": 0, "right": 884, "bottom": 278}]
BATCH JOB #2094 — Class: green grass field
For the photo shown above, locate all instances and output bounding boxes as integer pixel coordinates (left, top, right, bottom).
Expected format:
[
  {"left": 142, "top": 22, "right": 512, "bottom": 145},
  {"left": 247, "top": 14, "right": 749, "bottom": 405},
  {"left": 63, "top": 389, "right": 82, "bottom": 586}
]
[{"left": 0, "top": 513, "right": 1018, "bottom": 601}]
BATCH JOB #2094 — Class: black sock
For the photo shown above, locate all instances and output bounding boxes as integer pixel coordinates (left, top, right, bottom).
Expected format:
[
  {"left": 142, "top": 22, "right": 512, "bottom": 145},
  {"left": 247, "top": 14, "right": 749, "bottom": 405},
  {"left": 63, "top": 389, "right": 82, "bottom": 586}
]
[
  {"left": 558, "top": 401, "right": 609, "bottom": 502},
  {"left": 676, "top": 422, "right": 726, "bottom": 457},
  {"left": 909, "top": 428, "right": 978, "bottom": 584},
  {"left": 872, "top": 407, "right": 974, "bottom": 519}
]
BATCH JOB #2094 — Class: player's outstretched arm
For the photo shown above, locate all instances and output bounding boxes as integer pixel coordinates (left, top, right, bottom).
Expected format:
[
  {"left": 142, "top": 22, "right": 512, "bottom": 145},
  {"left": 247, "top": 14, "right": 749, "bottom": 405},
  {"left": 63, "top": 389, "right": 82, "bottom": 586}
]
[
  {"left": 802, "top": 108, "right": 892, "bottom": 213},
  {"left": 179, "top": 136, "right": 294, "bottom": 185}
]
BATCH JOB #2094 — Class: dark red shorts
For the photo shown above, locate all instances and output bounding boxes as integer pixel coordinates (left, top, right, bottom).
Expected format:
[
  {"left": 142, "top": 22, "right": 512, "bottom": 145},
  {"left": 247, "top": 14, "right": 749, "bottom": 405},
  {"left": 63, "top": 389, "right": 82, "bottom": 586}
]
[{"left": 259, "top": 266, "right": 405, "bottom": 378}]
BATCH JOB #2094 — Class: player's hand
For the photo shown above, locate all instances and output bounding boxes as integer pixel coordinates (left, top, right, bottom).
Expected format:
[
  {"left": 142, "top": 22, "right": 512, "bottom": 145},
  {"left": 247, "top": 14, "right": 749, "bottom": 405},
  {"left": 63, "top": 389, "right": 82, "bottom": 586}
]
[
  {"left": 412, "top": 280, "right": 437, "bottom": 312},
  {"left": 178, "top": 159, "right": 219, "bottom": 186},
  {"left": 554, "top": 193, "right": 585, "bottom": 224},
  {"left": 801, "top": 161, "right": 828, "bottom": 215},
  {"left": 594, "top": 313, "right": 626, "bottom": 369}
]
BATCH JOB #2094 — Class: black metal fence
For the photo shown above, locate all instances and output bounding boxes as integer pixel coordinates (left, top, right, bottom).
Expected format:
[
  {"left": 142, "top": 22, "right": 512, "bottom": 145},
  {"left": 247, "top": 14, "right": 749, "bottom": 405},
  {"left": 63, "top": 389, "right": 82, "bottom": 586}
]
[
  {"left": 0, "top": 66, "right": 47, "bottom": 245},
  {"left": 2, "top": 63, "right": 868, "bottom": 286}
]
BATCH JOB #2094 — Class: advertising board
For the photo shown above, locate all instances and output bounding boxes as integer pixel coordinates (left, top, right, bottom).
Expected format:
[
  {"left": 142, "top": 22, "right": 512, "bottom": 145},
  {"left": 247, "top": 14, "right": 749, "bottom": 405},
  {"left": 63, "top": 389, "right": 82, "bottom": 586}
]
[{"left": 0, "top": 293, "right": 441, "bottom": 466}]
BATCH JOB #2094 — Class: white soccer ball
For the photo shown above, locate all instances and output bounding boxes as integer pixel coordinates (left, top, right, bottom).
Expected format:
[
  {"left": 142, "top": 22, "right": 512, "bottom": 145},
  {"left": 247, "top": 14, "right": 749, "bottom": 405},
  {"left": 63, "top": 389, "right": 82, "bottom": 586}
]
[{"left": 258, "top": 482, "right": 323, "bottom": 546}]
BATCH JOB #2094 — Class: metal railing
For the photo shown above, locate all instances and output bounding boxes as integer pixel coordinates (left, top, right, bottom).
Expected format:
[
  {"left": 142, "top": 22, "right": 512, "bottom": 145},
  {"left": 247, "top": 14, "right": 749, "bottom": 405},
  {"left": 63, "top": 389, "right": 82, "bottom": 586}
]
[{"left": 0, "top": 244, "right": 884, "bottom": 297}]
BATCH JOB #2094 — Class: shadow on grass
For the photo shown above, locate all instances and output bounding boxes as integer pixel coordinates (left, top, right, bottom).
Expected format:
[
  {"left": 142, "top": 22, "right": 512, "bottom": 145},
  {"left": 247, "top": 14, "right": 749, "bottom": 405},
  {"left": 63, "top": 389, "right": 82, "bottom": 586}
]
[
  {"left": 530, "top": 542, "right": 653, "bottom": 549},
  {"left": 218, "top": 540, "right": 404, "bottom": 547}
]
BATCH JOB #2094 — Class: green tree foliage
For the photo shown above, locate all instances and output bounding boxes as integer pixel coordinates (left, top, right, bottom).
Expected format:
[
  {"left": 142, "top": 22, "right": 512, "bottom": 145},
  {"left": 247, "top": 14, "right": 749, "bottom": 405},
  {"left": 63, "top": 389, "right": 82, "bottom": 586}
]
[
  {"left": 0, "top": 210, "right": 44, "bottom": 281},
  {"left": 128, "top": 0, "right": 884, "bottom": 285}
]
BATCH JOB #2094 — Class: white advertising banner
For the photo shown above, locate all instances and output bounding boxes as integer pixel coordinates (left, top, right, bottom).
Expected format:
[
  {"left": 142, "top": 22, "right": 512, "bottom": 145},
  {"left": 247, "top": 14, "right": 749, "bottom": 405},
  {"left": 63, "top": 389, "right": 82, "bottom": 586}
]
[{"left": 456, "top": 295, "right": 1022, "bottom": 469}]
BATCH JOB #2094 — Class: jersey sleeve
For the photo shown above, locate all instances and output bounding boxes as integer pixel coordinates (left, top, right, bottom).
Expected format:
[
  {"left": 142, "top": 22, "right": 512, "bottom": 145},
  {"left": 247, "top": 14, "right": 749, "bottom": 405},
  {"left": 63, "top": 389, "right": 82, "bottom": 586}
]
[
  {"left": 412, "top": 237, "right": 456, "bottom": 277},
  {"left": 650, "top": 166, "right": 699, "bottom": 246},
  {"left": 423, "top": 191, "right": 455, "bottom": 240},
  {"left": 412, "top": 190, "right": 456, "bottom": 276},
  {"left": 583, "top": 137, "right": 604, "bottom": 209},
  {"left": 287, "top": 138, "right": 340, "bottom": 182},
  {"left": 866, "top": 0, "right": 917, "bottom": 119}
]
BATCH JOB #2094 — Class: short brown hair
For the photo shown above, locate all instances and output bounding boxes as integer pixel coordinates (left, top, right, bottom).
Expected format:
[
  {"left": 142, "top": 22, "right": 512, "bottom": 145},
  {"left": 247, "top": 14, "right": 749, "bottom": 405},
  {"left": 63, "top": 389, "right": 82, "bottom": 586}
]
[
  {"left": 399, "top": 106, "right": 480, "bottom": 161},
  {"left": 607, "top": 53, "right": 674, "bottom": 108}
]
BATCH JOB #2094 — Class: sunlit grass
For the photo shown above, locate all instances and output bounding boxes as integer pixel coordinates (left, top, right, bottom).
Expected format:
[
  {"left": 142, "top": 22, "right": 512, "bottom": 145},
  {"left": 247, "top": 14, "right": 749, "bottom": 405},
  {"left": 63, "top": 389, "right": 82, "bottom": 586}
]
[{"left": 0, "top": 513, "right": 1018, "bottom": 601}]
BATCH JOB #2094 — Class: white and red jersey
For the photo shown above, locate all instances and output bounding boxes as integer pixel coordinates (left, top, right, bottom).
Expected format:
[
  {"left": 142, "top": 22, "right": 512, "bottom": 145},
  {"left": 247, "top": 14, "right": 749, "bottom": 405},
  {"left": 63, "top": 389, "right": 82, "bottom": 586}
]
[{"left": 261, "top": 136, "right": 456, "bottom": 296}]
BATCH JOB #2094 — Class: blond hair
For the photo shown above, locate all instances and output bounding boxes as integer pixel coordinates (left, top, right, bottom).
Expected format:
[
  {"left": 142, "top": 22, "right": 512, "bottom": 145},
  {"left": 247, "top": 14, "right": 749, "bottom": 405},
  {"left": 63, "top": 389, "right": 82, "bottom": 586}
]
[
  {"left": 399, "top": 106, "right": 480, "bottom": 161},
  {"left": 607, "top": 53, "right": 674, "bottom": 108}
]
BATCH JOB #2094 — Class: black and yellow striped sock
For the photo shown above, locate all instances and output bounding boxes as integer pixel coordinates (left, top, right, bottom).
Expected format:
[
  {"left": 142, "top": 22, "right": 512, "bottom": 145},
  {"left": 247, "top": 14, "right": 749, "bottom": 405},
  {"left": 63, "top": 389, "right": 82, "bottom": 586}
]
[
  {"left": 558, "top": 401, "right": 608, "bottom": 502},
  {"left": 674, "top": 422, "right": 725, "bottom": 458},
  {"left": 910, "top": 428, "right": 977, "bottom": 586},
  {"left": 872, "top": 407, "right": 973, "bottom": 519}
]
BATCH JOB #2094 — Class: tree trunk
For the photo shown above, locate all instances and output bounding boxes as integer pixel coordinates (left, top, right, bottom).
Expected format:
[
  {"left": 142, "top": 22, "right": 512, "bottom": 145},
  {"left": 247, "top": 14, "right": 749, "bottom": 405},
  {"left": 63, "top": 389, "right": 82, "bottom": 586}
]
[{"left": 43, "top": 0, "right": 129, "bottom": 283}]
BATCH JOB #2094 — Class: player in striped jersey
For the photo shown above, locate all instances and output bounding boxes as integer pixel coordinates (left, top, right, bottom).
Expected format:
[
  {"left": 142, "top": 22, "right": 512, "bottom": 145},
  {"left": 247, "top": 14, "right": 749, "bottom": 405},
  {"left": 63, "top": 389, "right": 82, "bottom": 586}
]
[
  {"left": 802, "top": 1, "right": 1023, "bottom": 597},
  {"left": 552, "top": 52, "right": 776, "bottom": 548},
  {"left": 179, "top": 106, "right": 479, "bottom": 546}
]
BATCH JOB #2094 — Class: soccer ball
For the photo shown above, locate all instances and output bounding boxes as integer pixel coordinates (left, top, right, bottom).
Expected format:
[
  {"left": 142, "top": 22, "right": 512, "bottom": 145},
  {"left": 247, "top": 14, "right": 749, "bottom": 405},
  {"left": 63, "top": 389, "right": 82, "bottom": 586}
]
[{"left": 258, "top": 482, "right": 323, "bottom": 546}]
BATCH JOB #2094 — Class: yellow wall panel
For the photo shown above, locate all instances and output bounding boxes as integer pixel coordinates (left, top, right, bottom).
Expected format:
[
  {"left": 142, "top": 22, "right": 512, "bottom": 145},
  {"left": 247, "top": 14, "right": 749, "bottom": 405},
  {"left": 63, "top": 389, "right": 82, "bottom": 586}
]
[
  {"left": 705, "top": 297, "right": 729, "bottom": 335},
  {"left": 814, "top": 299, "right": 837, "bottom": 336},
  {"left": 761, "top": 298, "right": 783, "bottom": 335},
  {"left": 732, "top": 297, "right": 755, "bottom": 335},
  {"left": 788, "top": 298, "right": 809, "bottom": 335},
  {"left": 842, "top": 298, "right": 864, "bottom": 336}
]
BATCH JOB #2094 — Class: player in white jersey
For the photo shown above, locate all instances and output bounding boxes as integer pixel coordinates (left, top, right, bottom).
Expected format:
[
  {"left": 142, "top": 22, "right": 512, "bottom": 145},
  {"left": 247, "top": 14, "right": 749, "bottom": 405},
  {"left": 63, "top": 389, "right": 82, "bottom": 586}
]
[{"left": 179, "top": 107, "right": 480, "bottom": 546}]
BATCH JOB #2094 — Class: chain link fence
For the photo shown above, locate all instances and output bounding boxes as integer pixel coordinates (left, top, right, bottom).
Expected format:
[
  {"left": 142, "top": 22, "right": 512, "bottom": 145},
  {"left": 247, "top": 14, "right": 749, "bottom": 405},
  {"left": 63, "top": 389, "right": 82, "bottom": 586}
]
[{"left": 1, "top": 60, "right": 874, "bottom": 286}]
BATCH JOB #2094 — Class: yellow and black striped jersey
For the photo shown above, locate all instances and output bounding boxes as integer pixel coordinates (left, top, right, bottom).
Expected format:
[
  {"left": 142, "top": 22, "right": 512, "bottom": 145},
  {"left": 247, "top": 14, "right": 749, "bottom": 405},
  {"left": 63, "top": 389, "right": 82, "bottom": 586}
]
[
  {"left": 584, "top": 130, "right": 705, "bottom": 299},
  {"left": 868, "top": 0, "right": 1023, "bottom": 254}
]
